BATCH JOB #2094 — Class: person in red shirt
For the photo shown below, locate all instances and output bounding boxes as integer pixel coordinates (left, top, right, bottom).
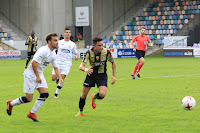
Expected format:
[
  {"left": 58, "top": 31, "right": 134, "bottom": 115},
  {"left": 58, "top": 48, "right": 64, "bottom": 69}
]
[{"left": 130, "top": 27, "right": 153, "bottom": 79}]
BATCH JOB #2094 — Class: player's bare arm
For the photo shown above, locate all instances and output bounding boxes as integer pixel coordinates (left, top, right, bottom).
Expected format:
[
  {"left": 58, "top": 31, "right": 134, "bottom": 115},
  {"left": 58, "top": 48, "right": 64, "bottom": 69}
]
[
  {"left": 75, "top": 53, "right": 78, "bottom": 60},
  {"left": 54, "top": 67, "right": 64, "bottom": 86},
  {"left": 111, "top": 60, "right": 116, "bottom": 85},
  {"left": 130, "top": 40, "right": 136, "bottom": 52},
  {"left": 79, "top": 62, "right": 93, "bottom": 76},
  {"left": 32, "top": 60, "right": 41, "bottom": 83}
]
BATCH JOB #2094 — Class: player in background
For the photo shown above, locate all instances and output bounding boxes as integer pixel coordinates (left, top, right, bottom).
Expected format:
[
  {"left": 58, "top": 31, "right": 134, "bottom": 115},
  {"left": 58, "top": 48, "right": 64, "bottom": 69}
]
[
  {"left": 25, "top": 31, "right": 38, "bottom": 69},
  {"left": 130, "top": 27, "right": 153, "bottom": 79},
  {"left": 75, "top": 37, "right": 116, "bottom": 117},
  {"left": 7, "top": 33, "right": 64, "bottom": 122},
  {"left": 51, "top": 28, "right": 78, "bottom": 98}
]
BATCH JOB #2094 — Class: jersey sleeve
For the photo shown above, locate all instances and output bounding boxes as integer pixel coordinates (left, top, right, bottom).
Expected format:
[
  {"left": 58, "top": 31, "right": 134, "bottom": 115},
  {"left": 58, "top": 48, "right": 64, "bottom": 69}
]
[
  {"left": 82, "top": 50, "right": 89, "bottom": 63},
  {"left": 132, "top": 36, "right": 137, "bottom": 42},
  {"left": 72, "top": 43, "right": 78, "bottom": 54},
  {"left": 26, "top": 37, "right": 30, "bottom": 44},
  {"left": 147, "top": 36, "right": 150, "bottom": 42},
  {"left": 107, "top": 50, "right": 114, "bottom": 63},
  {"left": 32, "top": 48, "right": 44, "bottom": 64},
  {"left": 50, "top": 53, "right": 58, "bottom": 67}
]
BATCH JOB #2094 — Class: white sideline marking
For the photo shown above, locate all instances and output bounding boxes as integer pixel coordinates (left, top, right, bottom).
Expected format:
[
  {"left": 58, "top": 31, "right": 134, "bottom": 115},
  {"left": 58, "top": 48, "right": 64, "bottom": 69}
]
[{"left": 1, "top": 74, "right": 200, "bottom": 88}]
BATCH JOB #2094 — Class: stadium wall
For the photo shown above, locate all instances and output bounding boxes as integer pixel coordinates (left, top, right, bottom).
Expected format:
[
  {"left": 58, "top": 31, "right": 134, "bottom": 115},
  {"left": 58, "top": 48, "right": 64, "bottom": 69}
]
[
  {"left": 93, "top": 0, "right": 153, "bottom": 37},
  {"left": 0, "top": 0, "right": 73, "bottom": 44}
]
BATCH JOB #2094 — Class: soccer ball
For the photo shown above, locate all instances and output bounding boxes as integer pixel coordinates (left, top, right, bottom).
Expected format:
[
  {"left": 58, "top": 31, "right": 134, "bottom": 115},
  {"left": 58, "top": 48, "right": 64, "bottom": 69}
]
[{"left": 181, "top": 96, "right": 196, "bottom": 110}]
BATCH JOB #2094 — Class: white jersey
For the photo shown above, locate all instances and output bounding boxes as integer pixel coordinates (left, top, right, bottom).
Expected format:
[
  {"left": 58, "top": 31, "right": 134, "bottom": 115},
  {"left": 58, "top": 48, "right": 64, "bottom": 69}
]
[
  {"left": 24, "top": 45, "right": 58, "bottom": 78},
  {"left": 56, "top": 39, "right": 78, "bottom": 66}
]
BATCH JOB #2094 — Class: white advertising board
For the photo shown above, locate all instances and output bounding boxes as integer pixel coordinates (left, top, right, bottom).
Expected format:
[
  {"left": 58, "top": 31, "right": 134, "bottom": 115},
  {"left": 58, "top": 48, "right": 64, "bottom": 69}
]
[
  {"left": 164, "top": 36, "right": 188, "bottom": 48},
  {"left": 75, "top": 7, "right": 89, "bottom": 26}
]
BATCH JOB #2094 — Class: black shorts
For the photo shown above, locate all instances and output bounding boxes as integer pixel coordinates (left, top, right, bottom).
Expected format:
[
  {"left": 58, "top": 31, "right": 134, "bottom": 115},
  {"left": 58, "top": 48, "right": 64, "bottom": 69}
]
[
  {"left": 135, "top": 49, "right": 145, "bottom": 60},
  {"left": 28, "top": 52, "right": 36, "bottom": 57},
  {"left": 83, "top": 73, "right": 108, "bottom": 87}
]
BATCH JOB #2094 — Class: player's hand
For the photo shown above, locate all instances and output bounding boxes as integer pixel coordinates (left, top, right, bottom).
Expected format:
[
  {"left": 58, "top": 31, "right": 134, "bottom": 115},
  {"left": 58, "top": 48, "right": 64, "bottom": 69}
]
[
  {"left": 111, "top": 76, "right": 115, "bottom": 85},
  {"left": 133, "top": 48, "right": 136, "bottom": 52},
  {"left": 59, "top": 79, "right": 64, "bottom": 86},
  {"left": 87, "top": 66, "right": 93, "bottom": 76},
  {"left": 36, "top": 76, "right": 42, "bottom": 84},
  {"left": 75, "top": 55, "right": 78, "bottom": 61}
]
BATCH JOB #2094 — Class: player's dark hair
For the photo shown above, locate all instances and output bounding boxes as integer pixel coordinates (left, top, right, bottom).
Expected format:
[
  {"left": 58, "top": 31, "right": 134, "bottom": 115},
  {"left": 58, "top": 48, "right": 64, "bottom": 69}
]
[
  {"left": 93, "top": 37, "right": 103, "bottom": 45},
  {"left": 65, "top": 27, "right": 70, "bottom": 31},
  {"left": 45, "top": 33, "right": 58, "bottom": 43}
]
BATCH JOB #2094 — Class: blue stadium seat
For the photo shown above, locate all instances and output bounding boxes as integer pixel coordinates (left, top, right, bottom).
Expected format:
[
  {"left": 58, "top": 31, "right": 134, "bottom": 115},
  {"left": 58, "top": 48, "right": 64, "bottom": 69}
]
[
  {"left": 174, "top": 29, "right": 177, "bottom": 34},
  {"left": 174, "top": 20, "right": 178, "bottom": 24},
  {"left": 161, "top": 34, "right": 164, "bottom": 39},
  {"left": 166, "top": 29, "right": 170, "bottom": 34},
  {"left": 134, "top": 26, "right": 138, "bottom": 30},
  {"left": 7, "top": 33, "right": 11, "bottom": 37},
  {"left": 158, "top": 39, "right": 162, "bottom": 44},
  {"left": 0, "top": 33, "right": 3, "bottom": 37},
  {"left": 150, "top": 35, "right": 153, "bottom": 40}
]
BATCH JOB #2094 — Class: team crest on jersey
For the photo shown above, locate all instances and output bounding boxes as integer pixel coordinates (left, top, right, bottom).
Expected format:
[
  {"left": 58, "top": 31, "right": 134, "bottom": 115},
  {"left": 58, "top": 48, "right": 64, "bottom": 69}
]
[
  {"left": 43, "top": 62, "right": 49, "bottom": 66},
  {"left": 96, "top": 56, "right": 99, "bottom": 61},
  {"left": 61, "top": 49, "right": 70, "bottom": 53},
  {"left": 90, "top": 57, "right": 94, "bottom": 62}
]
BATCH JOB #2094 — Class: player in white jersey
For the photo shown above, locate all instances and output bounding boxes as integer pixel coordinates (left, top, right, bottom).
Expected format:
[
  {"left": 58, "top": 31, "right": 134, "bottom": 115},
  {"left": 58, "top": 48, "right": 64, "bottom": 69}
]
[
  {"left": 6, "top": 33, "right": 64, "bottom": 122},
  {"left": 52, "top": 28, "right": 78, "bottom": 98}
]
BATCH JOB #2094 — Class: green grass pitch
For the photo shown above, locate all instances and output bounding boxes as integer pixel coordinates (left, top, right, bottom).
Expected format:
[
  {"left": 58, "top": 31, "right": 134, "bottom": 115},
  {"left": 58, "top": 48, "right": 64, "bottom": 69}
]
[{"left": 1, "top": 54, "right": 200, "bottom": 133}]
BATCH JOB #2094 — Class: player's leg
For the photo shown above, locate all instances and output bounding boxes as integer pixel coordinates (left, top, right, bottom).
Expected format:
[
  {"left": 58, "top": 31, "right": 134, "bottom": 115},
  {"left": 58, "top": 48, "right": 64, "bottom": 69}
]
[
  {"left": 137, "top": 57, "right": 145, "bottom": 77},
  {"left": 132, "top": 50, "right": 140, "bottom": 79},
  {"left": 91, "top": 74, "right": 108, "bottom": 109},
  {"left": 54, "top": 66, "right": 70, "bottom": 98},
  {"left": 27, "top": 77, "right": 48, "bottom": 122},
  {"left": 75, "top": 86, "right": 91, "bottom": 117},
  {"left": 25, "top": 52, "right": 31, "bottom": 69},
  {"left": 7, "top": 76, "right": 34, "bottom": 116},
  {"left": 91, "top": 86, "right": 107, "bottom": 109},
  {"left": 132, "top": 60, "right": 140, "bottom": 78},
  {"left": 54, "top": 74, "right": 66, "bottom": 98},
  {"left": 27, "top": 87, "right": 49, "bottom": 122}
]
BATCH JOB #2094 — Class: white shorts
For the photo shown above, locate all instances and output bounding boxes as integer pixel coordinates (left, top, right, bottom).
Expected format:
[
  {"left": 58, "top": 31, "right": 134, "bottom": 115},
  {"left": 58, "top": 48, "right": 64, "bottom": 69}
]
[
  {"left": 52, "top": 65, "right": 71, "bottom": 76},
  {"left": 23, "top": 76, "right": 48, "bottom": 94}
]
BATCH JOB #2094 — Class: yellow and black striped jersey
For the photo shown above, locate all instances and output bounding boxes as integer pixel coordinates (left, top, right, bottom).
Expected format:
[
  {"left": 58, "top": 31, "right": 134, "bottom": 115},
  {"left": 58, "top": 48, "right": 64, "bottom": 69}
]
[
  {"left": 82, "top": 48, "right": 114, "bottom": 74},
  {"left": 26, "top": 36, "right": 38, "bottom": 52}
]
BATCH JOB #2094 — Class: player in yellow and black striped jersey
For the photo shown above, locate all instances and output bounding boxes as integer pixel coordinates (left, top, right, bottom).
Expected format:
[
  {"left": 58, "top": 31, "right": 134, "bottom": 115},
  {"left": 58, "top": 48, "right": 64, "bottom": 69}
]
[
  {"left": 25, "top": 31, "right": 38, "bottom": 69},
  {"left": 75, "top": 37, "right": 116, "bottom": 117}
]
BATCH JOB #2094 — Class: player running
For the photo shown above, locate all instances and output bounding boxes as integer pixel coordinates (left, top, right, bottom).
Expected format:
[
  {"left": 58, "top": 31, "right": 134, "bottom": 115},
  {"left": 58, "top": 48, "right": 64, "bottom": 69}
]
[
  {"left": 130, "top": 27, "right": 153, "bottom": 79},
  {"left": 6, "top": 33, "right": 64, "bottom": 122},
  {"left": 75, "top": 37, "right": 116, "bottom": 117},
  {"left": 51, "top": 28, "right": 78, "bottom": 98}
]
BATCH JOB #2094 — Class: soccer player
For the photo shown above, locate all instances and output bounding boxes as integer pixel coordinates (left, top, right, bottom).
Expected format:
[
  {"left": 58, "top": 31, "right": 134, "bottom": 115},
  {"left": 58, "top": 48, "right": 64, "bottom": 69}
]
[
  {"left": 25, "top": 31, "right": 38, "bottom": 69},
  {"left": 130, "top": 26, "right": 153, "bottom": 79},
  {"left": 75, "top": 37, "right": 116, "bottom": 117},
  {"left": 51, "top": 28, "right": 78, "bottom": 98},
  {"left": 6, "top": 33, "right": 64, "bottom": 122}
]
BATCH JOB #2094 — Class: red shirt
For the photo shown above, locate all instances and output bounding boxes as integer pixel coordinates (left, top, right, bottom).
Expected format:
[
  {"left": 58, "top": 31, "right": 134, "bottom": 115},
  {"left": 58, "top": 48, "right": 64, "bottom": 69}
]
[{"left": 132, "top": 35, "right": 150, "bottom": 51}]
